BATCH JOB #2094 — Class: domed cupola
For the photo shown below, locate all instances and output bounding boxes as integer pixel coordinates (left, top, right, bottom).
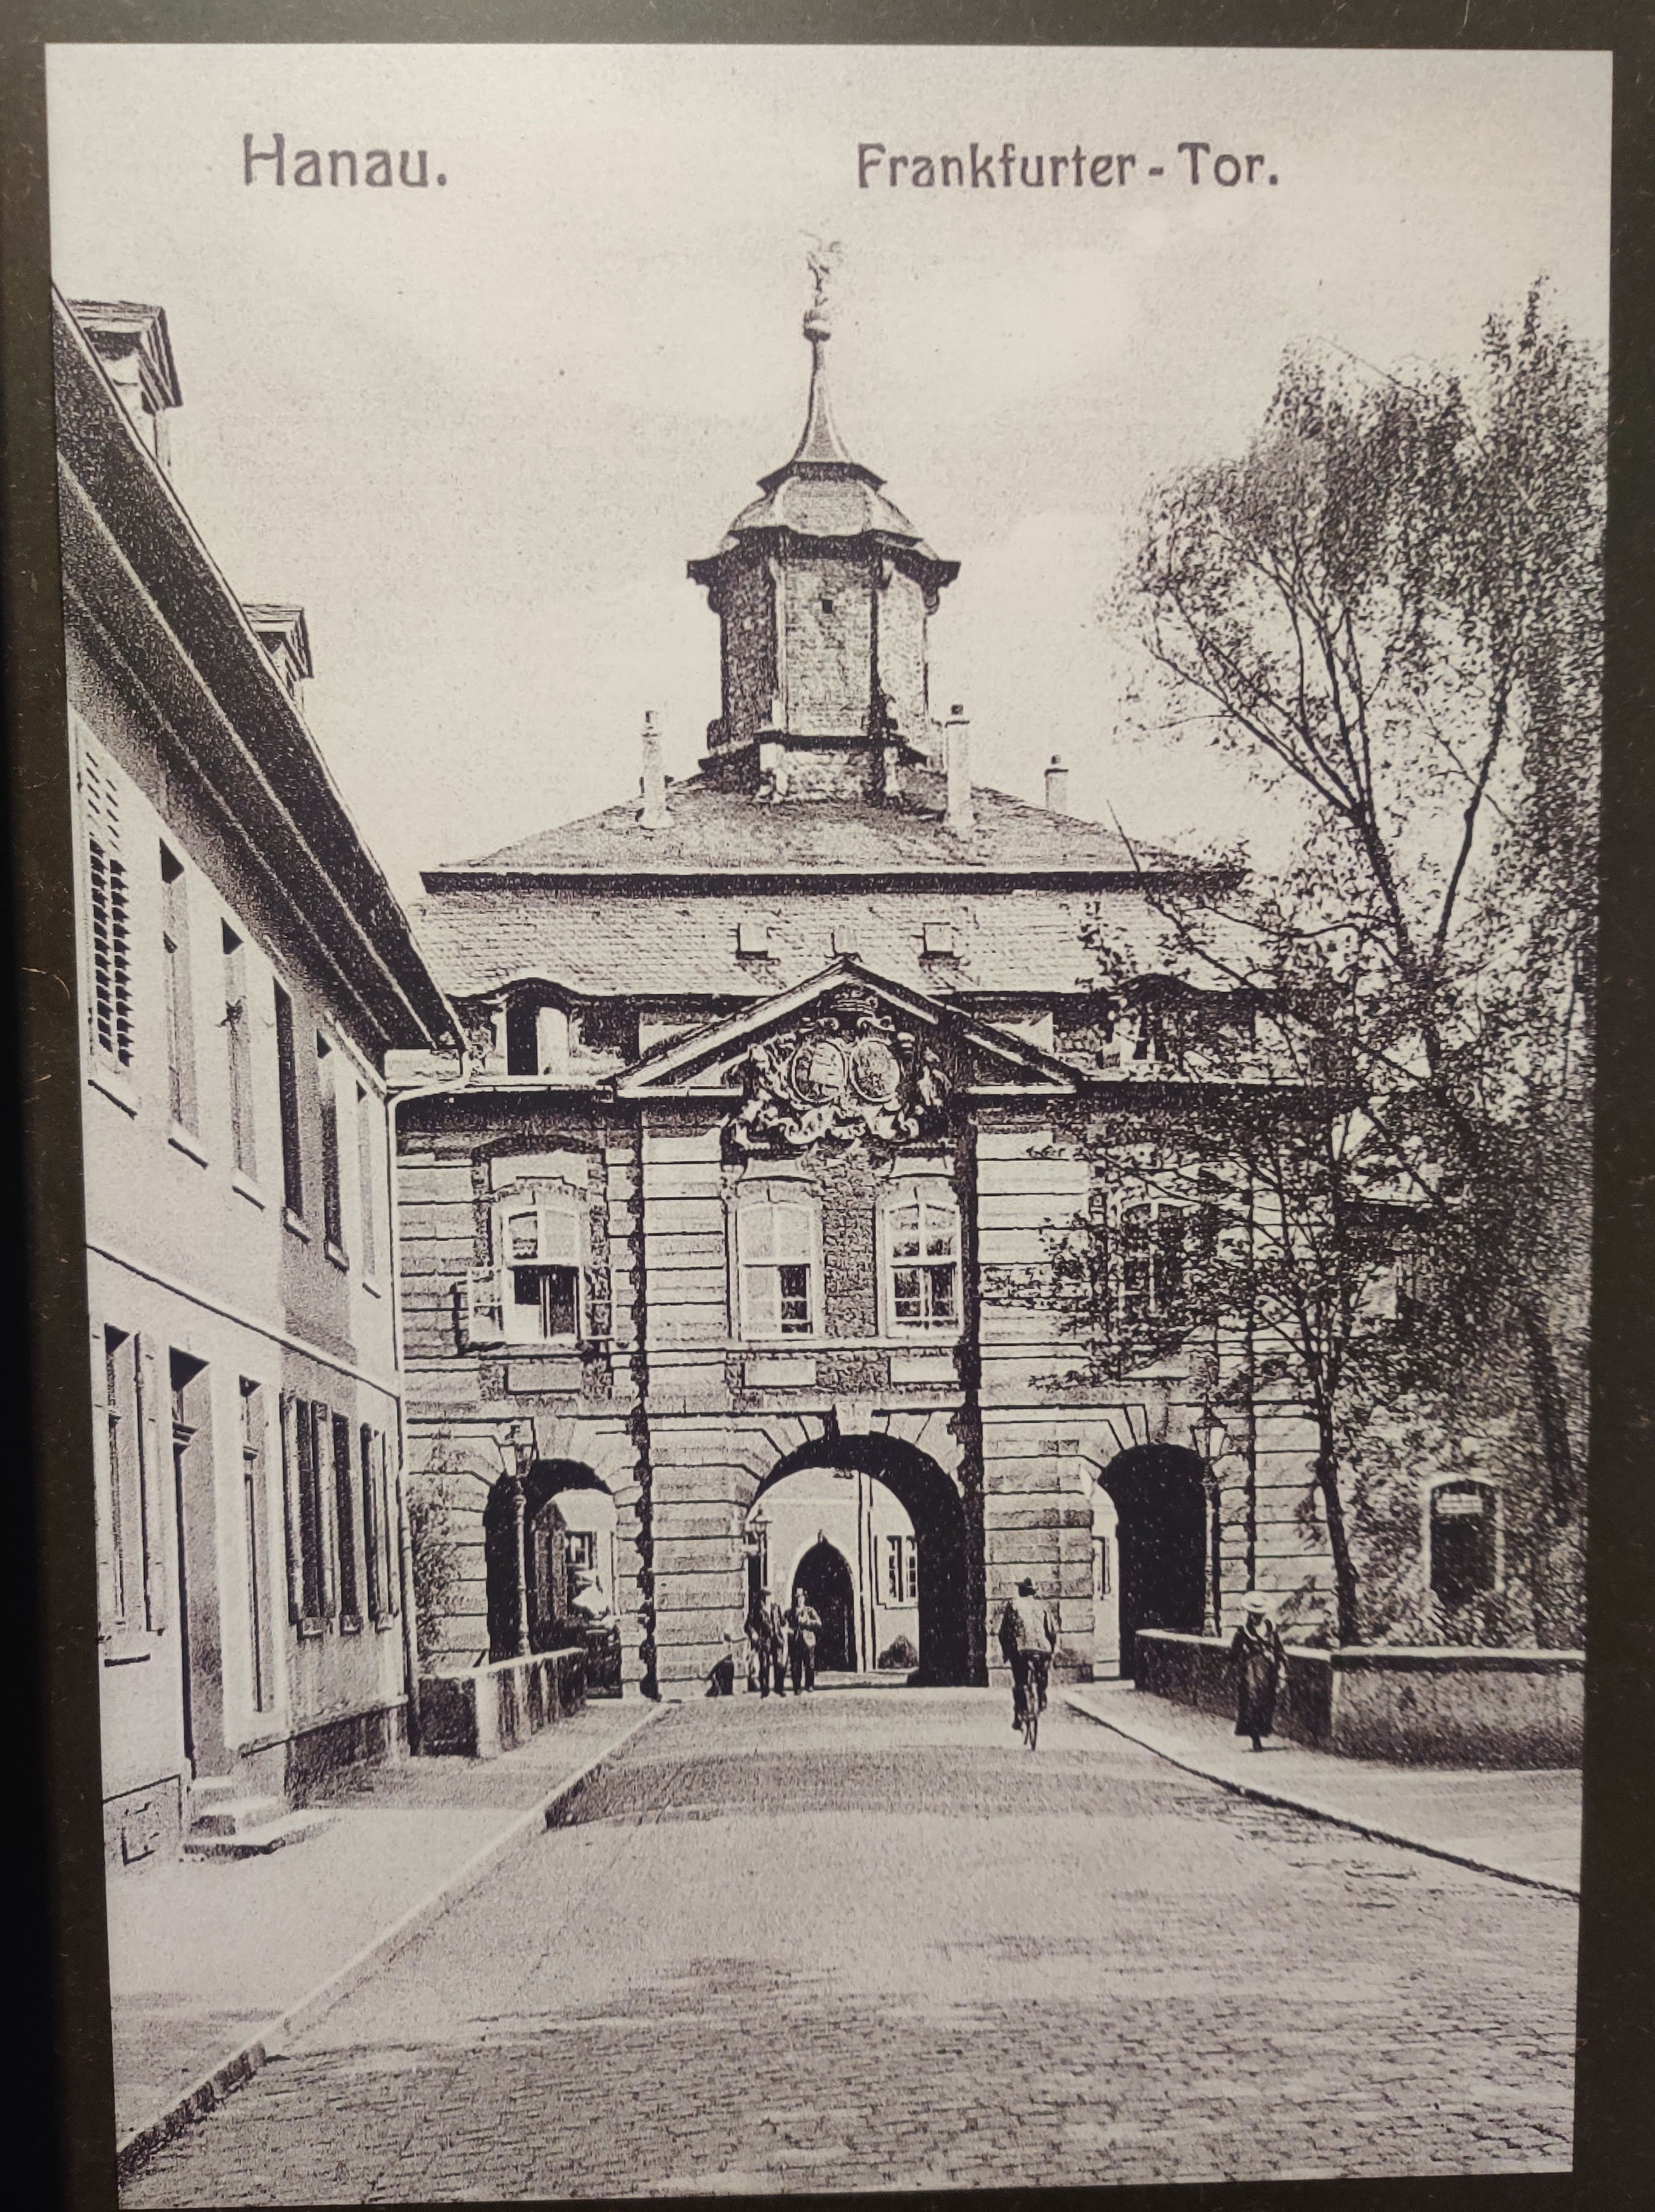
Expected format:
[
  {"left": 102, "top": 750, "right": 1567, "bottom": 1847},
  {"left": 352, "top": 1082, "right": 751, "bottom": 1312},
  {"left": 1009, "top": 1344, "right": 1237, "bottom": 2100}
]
[{"left": 688, "top": 262, "right": 960, "bottom": 801}]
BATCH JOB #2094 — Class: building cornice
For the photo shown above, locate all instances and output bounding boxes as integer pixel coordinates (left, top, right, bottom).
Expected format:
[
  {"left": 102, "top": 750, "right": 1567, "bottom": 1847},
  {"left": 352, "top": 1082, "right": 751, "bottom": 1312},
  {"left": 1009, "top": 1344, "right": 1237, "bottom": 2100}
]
[{"left": 53, "top": 289, "right": 457, "bottom": 1055}]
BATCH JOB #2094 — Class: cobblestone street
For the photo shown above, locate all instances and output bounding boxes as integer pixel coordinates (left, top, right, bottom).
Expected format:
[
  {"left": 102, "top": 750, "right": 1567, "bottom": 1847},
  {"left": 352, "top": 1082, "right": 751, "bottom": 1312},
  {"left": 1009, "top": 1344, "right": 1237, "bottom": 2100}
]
[{"left": 125, "top": 1690, "right": 1577, "bottom": 2204}]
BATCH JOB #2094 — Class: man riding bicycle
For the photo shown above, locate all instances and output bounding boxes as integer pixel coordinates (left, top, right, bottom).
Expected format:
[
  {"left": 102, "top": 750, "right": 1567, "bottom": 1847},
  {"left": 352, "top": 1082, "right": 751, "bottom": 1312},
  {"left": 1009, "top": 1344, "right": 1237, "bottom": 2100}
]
[{"left": 996, "top": 1576, "right": 1059, "bottom": 1731}]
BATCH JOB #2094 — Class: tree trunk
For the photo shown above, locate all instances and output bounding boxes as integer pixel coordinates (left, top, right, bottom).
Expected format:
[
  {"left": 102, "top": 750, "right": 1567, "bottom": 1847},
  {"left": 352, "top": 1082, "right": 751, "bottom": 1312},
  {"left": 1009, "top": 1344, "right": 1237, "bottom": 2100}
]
[
  {"left": 1313, "top": 1418, "right": 1362, "bottom": 1646},
  {"left": 1516, "top": 1294, "right": 1581, "bottom": 1528}
]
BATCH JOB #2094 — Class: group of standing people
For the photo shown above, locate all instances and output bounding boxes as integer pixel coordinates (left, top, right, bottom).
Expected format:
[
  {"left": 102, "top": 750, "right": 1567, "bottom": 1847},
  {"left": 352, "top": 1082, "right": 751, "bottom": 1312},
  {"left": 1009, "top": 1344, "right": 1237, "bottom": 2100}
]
[{"left": 708, "top": 1585, "right": 822, "bottom": 1696}]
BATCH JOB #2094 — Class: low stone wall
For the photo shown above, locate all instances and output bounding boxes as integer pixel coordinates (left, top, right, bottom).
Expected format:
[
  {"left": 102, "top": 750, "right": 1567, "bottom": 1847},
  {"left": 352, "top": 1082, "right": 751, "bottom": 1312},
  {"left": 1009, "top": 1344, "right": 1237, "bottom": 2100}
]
[
  {"left": 417, "top": 1646, "right": 587, "bottom": 1760},
  {"left": 1135, "top": 1631, "right": 1582, "bottom": 1768}
]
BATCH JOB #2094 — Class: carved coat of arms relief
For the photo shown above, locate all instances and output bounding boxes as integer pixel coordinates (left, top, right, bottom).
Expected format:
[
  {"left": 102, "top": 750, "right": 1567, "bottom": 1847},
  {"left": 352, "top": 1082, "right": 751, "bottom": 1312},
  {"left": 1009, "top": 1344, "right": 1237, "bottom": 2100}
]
[{"left": 728, "top": 997, "right": 950, "bottom": 1154}]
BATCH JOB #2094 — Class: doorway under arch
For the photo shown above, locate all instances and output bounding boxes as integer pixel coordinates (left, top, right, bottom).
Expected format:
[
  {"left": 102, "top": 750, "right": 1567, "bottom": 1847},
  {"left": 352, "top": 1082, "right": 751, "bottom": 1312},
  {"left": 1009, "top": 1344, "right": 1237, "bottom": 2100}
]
[
  {"left": 792, "top": 1539, "right": 856, "bottom": 1670},
  {"left": 753, "top": 1433, "right": 975, "bottom": 1686},
  {"left": 1096, "top": 1444, "right": 1208, "bottom": 1679}
]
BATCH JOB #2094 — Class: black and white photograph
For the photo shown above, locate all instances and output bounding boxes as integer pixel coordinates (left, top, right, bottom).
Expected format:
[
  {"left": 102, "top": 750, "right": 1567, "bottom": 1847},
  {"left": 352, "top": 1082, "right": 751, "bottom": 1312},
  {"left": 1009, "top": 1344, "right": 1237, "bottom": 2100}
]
[{"left": 40, "top": 34, "right": 1607, "bottom": 2203}]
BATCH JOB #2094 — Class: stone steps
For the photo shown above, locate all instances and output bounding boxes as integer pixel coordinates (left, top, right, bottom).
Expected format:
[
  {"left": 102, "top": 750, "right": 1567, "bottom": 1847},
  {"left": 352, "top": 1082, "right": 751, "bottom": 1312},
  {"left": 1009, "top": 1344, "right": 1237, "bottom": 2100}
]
[{"left": 182, "top": 1782, "right": 333, "bottom": 1859}]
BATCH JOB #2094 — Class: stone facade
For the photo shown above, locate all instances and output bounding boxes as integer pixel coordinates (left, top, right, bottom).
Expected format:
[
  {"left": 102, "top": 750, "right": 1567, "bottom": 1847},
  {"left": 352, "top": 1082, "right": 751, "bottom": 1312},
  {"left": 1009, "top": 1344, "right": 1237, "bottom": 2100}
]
[{"left": 390, "top": 300, "right": 1419, "bottom": 1703}]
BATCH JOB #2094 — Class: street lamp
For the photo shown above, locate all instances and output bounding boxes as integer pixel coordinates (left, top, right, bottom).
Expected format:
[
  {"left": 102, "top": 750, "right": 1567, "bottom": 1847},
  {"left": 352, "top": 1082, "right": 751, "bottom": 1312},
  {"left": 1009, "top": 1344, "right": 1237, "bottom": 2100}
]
[
  {"left": 1191, "top": 1405, "right": 1228, "bottom": 1470},
  {"left": 743, "top": 1506, "right": 770, "bottom": 1612},
  {"left": 1190, "top": 1408, "right": 1228, "bottom": 1637}
]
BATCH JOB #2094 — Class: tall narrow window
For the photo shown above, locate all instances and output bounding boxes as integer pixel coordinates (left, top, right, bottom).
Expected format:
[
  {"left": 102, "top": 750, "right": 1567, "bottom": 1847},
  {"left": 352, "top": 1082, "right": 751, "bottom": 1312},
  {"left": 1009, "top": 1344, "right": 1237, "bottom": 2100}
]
[
  {"left": 883, "top": 1185, "right": 961, "bottom": 1332},
  {"left": 381, "top": 1436, "right": 400, "bottom": 1617},
  {"left": 81, "top": 746, "right": 133, "bottom": 1068},
  {"left": 274, "top": 983, "right": 304, "bottom": 1217},
  {"left": 222, "top": 924, "right": 256, "bottom": 1178},
  {"left": 1118, "top": 1201, "right": 1189, "bottom": 1321},
  {"left": 500, "top": 1193, "right": 583, "bottom": 1343},
  {"left": 160, "top": 845, "right": 196, "bottom": 1129},
  {"left": 240, "top": 1381, "right": 274, "bottom": 1710},
  {"left": 884, "top": 1533, "right": 918, "bottom": 1602},
  {"left": 359, "top": 1423, "right": 382, "bottom": 1620},
  {"left": 332, "top": 1412, "right": 359, "bottom": 1625},
  {"left": 736, "top": 1188, "right": 815, "bottom": 1338},
  {"left": 317, "top": 1036, "right": 344, "bottom": 1253},
  {"left": 285, "top": 1392, "right": 327, "bottom": 1621},
  {"left": 355, "top": 1085, "right": 378, "bottom": 1276},
  {"left": 99, "top": 1328, "right": 152, "bottom": 1633}
]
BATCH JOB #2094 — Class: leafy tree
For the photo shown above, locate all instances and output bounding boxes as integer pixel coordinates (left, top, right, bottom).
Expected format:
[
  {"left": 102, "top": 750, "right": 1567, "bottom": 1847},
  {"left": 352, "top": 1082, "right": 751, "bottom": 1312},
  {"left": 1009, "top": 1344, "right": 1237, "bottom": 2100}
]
[{"left": 1097, "top": 284, "right": 1600, "bottom": 1644}]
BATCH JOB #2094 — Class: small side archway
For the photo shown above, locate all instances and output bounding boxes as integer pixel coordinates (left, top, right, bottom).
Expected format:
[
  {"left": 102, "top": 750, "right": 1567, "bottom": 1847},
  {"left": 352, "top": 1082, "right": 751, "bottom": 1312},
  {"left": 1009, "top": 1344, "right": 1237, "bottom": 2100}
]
[
  {"left": 1096, "top": 1444, "right": 1209, "bottom": 1678},
  {"left": 485, "top": 1459, "right": 615, "bottom": 1662}
]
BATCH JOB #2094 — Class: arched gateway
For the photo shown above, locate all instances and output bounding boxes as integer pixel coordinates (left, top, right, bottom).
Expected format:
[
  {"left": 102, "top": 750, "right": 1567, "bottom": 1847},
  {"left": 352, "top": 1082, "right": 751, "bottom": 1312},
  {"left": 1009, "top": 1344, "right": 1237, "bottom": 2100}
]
[
  {"left": 1096, "top": 1444, "right": 1209, "bottom": 1678},
  {"left": 752, "top": 1435, "right": 974, "bottom": 1687},
  {"left": 485, "top": 1459, "right": 616, "bottom": 1663}
]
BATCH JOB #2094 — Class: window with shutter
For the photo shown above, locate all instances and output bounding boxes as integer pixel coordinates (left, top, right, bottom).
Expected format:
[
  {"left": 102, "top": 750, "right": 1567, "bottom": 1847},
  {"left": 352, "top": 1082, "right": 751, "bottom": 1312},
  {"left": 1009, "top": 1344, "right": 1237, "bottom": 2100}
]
[
  {"left": 317, "top": 1035, "right": 345, "bottom": 1253},
  {"left": 356, "top": 1085, "right": 377, "bottom": 1275},
  {"left": 81, "top": 746, "right": 134, "bottom": 1069},
  {"left": 360, "top": 1422, "right": 382, "bottom": 1620},
  {"left": 241, "top": 1381, "right": 274, "bottom": 1710},
  {"left": 222, "top": 925, "right": 256, "bottom": 1177},
  {"left": 333, "top": 1412, "right": 360, "bottom": 1624},
  {"left": 274, "top": 984, "right": 304, "bottom": 1217},
  {"left": 499, "top": 1191, "right": 584, "bottom": 1343},
  {"left": 736, "top": 1188, "right": 816, "bottom": 1337},
  {"left": 99, "top": 1327, "right": 150, "bottom": 1634},
  {"left": 160, "top": 845, "right": 197, "bottom": 1129}
]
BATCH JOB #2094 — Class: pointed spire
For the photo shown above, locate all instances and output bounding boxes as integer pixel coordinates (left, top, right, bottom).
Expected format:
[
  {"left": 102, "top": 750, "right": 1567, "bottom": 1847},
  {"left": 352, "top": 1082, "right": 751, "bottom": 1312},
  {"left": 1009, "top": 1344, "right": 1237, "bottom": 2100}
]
[
  {"left": 791, "top": 240, "right": 855, "bottom": 468},
  {"left": 792, "top": 306, "right": 854, "bottom": 468}
]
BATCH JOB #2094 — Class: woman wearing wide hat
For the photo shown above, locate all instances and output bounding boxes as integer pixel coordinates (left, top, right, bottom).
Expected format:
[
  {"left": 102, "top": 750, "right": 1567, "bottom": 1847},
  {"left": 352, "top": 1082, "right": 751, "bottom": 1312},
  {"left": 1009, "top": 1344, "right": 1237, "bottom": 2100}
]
[{"left": 1230, "top": 1593, "right": 1287, "bottom": 1751}]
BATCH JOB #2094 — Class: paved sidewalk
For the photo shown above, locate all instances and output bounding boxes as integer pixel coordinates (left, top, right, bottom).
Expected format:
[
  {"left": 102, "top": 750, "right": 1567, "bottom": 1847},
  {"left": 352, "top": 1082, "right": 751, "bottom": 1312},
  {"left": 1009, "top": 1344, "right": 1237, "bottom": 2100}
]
[
  {"left": 1065, "top": 1682, "right": 1580, "bottom": 1894},
  {"left": 110, "top": 1701, "right": 661, "bottom": 2160}
]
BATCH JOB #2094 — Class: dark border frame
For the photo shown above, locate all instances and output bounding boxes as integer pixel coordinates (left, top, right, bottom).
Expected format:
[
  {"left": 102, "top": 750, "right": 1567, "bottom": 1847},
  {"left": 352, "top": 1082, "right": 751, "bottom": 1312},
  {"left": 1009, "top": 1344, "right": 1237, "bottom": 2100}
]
[{"left": 4, "top": 6, "right": 1651, "bottom": 2211}]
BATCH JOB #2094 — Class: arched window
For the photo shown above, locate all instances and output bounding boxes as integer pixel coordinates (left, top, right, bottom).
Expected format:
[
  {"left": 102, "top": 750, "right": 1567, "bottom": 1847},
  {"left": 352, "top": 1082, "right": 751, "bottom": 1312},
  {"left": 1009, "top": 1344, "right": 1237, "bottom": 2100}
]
[
  {"left": 1429, "top": 1479, "right": 1499, "bottom": 1607},
  {"left": 736, "top": 1185, "right": 817, "bottom": 1338},
  {"left": 881, "top": 1182, "right": 961, "bottom": 1333},
  {"left": 500, "top": 1190, "right": 583, "bottom": 1343}
]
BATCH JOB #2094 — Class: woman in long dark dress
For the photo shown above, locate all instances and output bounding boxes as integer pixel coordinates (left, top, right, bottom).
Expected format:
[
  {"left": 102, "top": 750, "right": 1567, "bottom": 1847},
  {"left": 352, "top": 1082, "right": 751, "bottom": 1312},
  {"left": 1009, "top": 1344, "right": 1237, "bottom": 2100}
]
[{"left": 1230, "top": 1596, "right": 1286, "bottom": 1750}]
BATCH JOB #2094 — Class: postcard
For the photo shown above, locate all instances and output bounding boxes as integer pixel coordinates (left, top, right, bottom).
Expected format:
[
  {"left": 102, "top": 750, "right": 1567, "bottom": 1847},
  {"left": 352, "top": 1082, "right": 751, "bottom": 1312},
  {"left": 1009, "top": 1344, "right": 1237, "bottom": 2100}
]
[{"left": 41, "top": 37, "right": 1607, "bottom": 2203}]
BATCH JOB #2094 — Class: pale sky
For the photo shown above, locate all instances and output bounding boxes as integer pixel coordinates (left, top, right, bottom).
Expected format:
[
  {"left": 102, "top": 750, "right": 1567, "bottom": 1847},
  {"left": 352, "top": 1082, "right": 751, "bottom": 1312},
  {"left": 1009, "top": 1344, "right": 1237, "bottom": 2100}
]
[{"left": 47, "top": 43, "right": 1610, "bottom": 900}]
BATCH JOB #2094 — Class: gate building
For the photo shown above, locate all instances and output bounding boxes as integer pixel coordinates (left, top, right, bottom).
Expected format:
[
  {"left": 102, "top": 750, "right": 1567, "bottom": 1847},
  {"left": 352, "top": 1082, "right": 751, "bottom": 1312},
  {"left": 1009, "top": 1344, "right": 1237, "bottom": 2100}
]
[{"left": 395, "top": 296, "right": 1337, "bottom": 1698}]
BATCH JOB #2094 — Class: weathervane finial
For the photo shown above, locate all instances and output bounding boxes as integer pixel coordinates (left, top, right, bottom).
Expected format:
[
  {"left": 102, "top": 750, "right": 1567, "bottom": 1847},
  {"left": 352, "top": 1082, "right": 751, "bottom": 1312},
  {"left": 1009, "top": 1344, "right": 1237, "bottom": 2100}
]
[{"left": 802, "top": 236, "right": 842, "bottom": 340}]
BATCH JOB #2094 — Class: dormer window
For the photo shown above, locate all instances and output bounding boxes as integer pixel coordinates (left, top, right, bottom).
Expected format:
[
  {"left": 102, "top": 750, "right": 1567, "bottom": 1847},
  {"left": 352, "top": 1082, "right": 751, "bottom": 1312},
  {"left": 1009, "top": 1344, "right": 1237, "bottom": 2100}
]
[
  {"left": 737, "top": 919, "right": 773, "bottom": 958},
  {"left": 505, "top": 996, "right": 572, "bottom": 1076},
  {"left": 922, "top": 920, "right": 957, "bottom": 959}
]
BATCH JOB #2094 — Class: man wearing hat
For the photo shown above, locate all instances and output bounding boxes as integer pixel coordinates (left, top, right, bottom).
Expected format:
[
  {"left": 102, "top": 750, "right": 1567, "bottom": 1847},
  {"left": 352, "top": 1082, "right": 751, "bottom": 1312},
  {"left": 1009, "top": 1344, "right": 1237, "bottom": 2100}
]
[
  {"left": 996, "top": 1576, "right": 1060, "bottom": 1732},
  {"left": 1230, "top": 1592, "right": 1287, "bottom": 1750},
  {"left": 749, "top": 1584, "right": 790, "bottom": 1698}
]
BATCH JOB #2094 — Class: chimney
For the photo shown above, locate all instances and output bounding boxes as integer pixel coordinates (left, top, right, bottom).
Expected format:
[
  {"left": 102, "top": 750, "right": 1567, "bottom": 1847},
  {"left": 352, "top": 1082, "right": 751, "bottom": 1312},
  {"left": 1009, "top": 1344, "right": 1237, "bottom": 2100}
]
[
  {"left": 70, "top": 299, "right": 182, "bottom": 470},
  {"left": 1044, "top": 754, "right": 1070, "bottom": 813},
  {"left": 944, "top": 704, "right": 974, "bottom": 833},
  {"left": 639, "top": 710, "right": 670, "bottom": 829}
]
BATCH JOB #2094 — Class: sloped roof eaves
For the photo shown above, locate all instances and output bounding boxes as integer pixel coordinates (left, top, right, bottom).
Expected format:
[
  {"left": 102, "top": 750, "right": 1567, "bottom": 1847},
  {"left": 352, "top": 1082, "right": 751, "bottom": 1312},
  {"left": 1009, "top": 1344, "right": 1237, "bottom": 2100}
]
[
  {"left": 427, "top": 777, "right": 1200, "bottom": 884},
  {"left": 53, "top": 294, "right": 456, "bottom": 1052}
]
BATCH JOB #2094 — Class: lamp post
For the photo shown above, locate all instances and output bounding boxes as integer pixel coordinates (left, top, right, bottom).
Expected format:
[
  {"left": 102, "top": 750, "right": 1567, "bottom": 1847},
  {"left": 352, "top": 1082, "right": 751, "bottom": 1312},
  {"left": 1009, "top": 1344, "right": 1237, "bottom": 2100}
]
[
  {"left": 1191, "top": 1406, "right": 1229, "bottom": 1635},
  {"left": 744, "top": 1505, "right": 770, "bottom": 1624}
]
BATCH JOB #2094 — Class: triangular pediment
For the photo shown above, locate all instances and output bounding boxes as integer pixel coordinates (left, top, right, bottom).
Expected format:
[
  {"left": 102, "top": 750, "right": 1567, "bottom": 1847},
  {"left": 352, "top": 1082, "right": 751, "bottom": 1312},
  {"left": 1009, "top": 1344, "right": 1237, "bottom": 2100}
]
[{"left": 615, "top": 959, "right": 1079, "bottom": 1114}]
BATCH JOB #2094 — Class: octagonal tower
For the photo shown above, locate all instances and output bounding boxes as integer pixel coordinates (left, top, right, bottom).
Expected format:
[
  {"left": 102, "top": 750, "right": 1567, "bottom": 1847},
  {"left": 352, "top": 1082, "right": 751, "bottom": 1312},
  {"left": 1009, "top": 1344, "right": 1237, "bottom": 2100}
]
[{"left": 688, "top": 292, "right": 960, "bottom": 802}]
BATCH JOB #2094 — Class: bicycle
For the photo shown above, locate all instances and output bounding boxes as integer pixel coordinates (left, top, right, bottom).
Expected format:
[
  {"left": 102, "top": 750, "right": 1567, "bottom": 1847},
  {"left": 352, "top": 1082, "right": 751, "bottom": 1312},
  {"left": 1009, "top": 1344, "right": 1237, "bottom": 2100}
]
[{"left": 1014, "top": 1649, "right": 1050, "bottom": 1751}]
